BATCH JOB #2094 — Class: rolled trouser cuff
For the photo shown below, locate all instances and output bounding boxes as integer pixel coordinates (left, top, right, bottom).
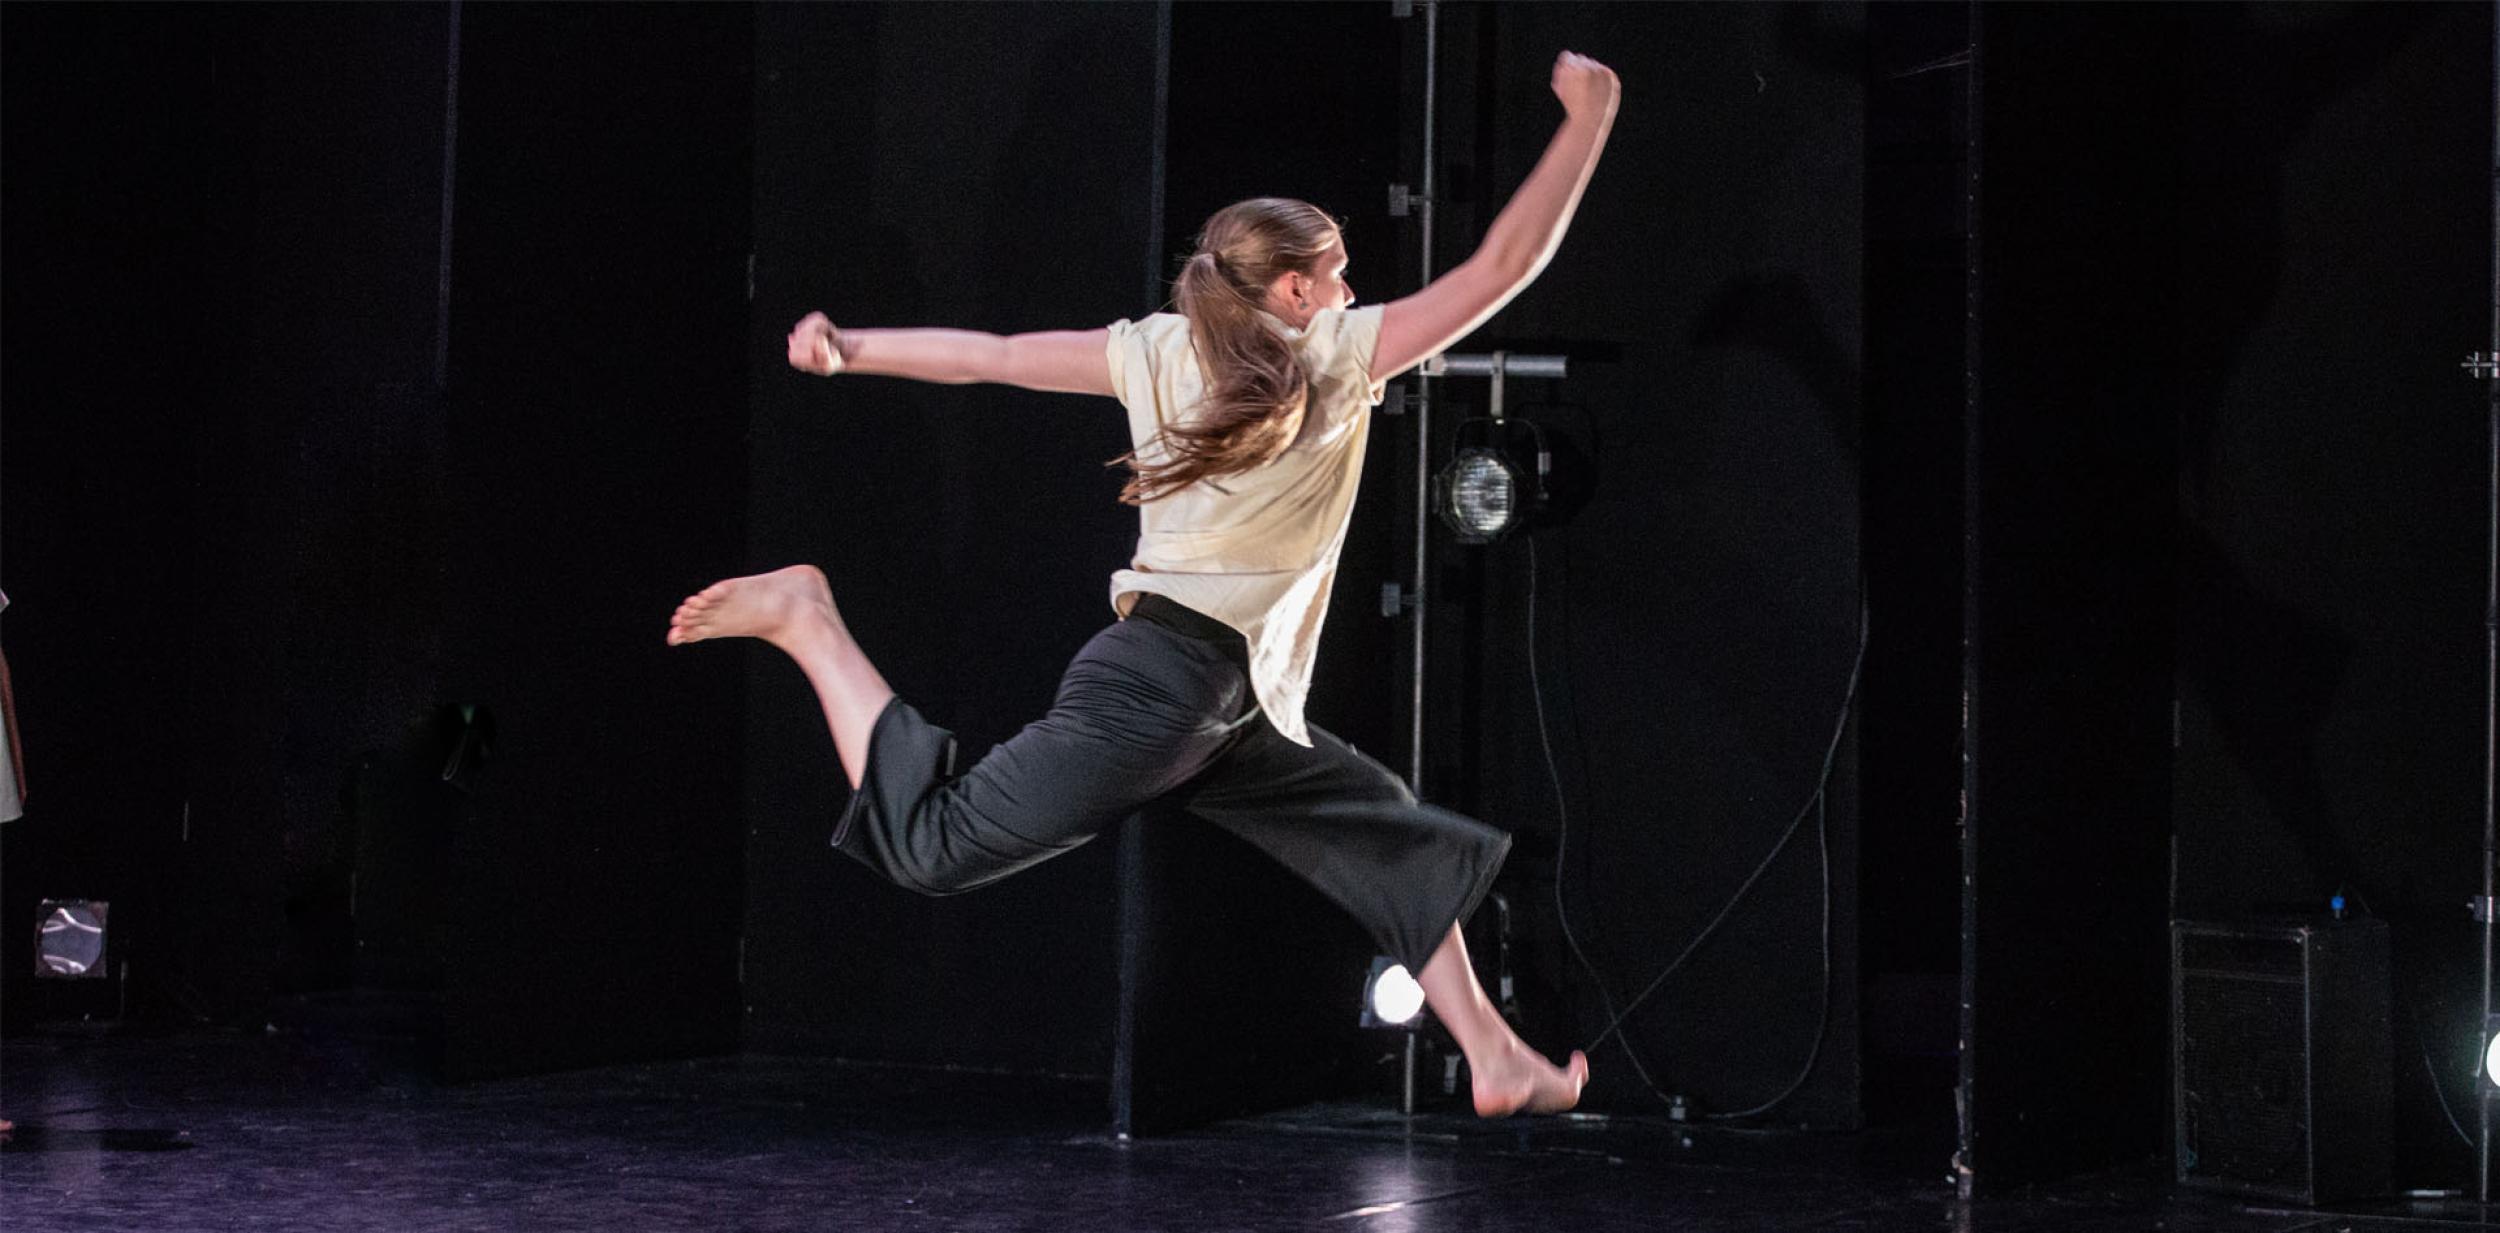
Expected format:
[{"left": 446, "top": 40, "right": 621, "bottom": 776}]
[
  {"left": 830, "top": 696, "right": 1103, "bottom": 895},
  {"left": 831, "top": 697, "right": 960, "bottom": 893}
]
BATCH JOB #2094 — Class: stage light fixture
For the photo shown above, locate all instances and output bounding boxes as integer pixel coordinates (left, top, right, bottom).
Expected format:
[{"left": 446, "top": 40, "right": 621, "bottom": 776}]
[
  {"left": 1433, "top": 417, "right": 1551, "bottom": 545},
  {"left": 35, "top": 899, "right": 108, "bottom": 978},
  {"left": 1360, "top": 956, "right": 1425, "bottom": 1028}
]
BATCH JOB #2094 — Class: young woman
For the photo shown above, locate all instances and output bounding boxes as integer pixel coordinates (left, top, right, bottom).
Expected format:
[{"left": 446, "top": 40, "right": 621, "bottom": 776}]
[{"left": 670, "top": 51, "right": 1620, "bottom": 1117}]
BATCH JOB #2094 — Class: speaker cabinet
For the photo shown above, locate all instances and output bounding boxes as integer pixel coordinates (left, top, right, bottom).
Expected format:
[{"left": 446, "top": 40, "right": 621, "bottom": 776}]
[{"left": 2172, "top": 918, "right": 2391, "bottom": 1205}]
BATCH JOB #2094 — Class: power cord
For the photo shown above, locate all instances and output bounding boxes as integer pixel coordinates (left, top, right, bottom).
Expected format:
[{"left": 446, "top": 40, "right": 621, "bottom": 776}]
[
  {"left": 1530, "top": 530, "right": 1867, "bottom": 1119},
  {"left": 2345, "top": 889, "right": 2477, "bottom": 1150},
  {"left": 1529, "top": 533, "right": 1669, "bottom": 1102}
]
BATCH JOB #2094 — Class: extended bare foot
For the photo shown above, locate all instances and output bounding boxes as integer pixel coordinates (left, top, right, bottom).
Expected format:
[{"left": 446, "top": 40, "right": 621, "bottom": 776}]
[
  {"left": 667, "top": 564, "right": 894, "bottom": 790},
  {"left": 666, "top": 564, "right": 838, "bottom": 652},
  {"left": 1471, "top": 1043, "right": 1590, "bottom": 1118}
]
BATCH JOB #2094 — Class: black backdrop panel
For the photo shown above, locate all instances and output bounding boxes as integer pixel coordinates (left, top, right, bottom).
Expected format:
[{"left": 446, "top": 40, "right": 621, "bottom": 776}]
[
  {"left": 2163, "top": 1, "right": 2492, "bottom": 1183},
  {"left": 1425, "top": 3, "right": 1868, "bottom": 1126},
  {"left": 1962, "top": 4, "right": 2182, "bottom": 1190},
  {"left": 441, "top": 3, "right": 753, "bottom": 1079},
  {"left": 3, "top": 2, "right": 243, "bottom": 1025},
  {"left": 742, "top": 2, "right": 1160, "bottom": 1076},
  {"left": 2, "top": 3, "right": 462, "bottom": 1027},
  {"left": 1860, "top": 0, "right": 1972, "bottom": 1124}
]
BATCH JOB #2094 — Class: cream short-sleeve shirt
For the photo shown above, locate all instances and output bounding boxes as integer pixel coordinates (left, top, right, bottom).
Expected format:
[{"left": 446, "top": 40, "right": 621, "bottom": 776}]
[{"left": 1102, "top": 304, "right": 1389, "bottom": 748}]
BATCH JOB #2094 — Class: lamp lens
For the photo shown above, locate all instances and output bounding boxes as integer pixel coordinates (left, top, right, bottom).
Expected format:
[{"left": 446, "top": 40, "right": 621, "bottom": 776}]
[{"left": 1450, "top": 453, "right": 1515, "bottom": 537}]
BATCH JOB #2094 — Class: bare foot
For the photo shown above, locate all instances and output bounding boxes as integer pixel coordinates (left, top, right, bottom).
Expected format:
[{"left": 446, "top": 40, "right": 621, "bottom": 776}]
[
  {"left": 667, "top": 564, "right": 839, "bottom": 653},
  {"left": 1472, "top": 1045, "right": 1590, "bottom": 1118}
]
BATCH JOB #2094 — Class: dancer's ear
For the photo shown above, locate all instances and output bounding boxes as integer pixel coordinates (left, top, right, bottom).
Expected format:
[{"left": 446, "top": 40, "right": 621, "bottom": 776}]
[
  {"left": 1267, "top": 269, "right": 1310, "bottom": 313},
  {"left": 1262, "top": 271, "right": 1293, "bottom": 312}
]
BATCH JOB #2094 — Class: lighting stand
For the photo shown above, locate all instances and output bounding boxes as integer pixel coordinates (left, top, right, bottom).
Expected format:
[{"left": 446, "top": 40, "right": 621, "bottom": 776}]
[
  {"left": 1385, "top": 0, "right": 1440, "bottom": 1118},
  {"left": 2479, "top": 4, "right": 2498, "bottom": 1201},
  {"left": 1383, "top": 0, "right": 1574, "bottom": 1120}
]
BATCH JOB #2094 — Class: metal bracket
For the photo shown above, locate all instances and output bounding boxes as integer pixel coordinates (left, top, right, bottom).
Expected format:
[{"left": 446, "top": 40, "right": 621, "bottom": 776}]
[
  {"left": 2465, "top": 352, "right": 2500, "bottom": 380},
  {"left": 1381, "top": 382, "right": 1411, "bottom": 417},
  {"left": 1388, "top": 183, "right": 1432, "bottom": 218},
  {"left": 1380, "top": 581, "right": 1418, "bottom": 620},
  {"left": 1421, "top": 352, "right": 1569, "bottom": 381},
  {"left": 2471, "top": 895, "right": 2496, "bottom": 924}
]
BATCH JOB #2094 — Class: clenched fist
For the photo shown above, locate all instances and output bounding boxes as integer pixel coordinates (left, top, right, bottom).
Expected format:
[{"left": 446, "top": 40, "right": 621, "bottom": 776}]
[
  {"left": 788, "top": 311, "right": 846, "bottom": 375},
  {"left": 1552, "top": 51, "right": 1620, "bottom": 122}
]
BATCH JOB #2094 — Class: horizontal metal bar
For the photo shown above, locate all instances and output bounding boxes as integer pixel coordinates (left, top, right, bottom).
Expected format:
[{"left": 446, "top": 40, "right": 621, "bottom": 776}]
[{"left": 1423, "top": 352, "right": 1568, "bottom": 379}]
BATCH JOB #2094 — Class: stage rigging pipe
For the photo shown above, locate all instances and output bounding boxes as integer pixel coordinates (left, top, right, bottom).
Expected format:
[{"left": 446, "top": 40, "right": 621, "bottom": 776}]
[
  {"left": 2479, "top": 0, "right": 2497, "bottom": 1201},
  {"left": 1407, "top": 0, "right": 1439, "bottom": 814},
  {"left": 434, "top": 0, "right": 462, "bottom": 391}
]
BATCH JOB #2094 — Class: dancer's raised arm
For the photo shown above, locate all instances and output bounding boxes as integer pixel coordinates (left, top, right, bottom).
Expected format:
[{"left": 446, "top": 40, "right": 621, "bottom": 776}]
[
  {"left": 787, "top": 312, "right": 1114, "bottom": 397},
  {"left": 1374, "top": 51, "right": 1620, "bottom": 380}
]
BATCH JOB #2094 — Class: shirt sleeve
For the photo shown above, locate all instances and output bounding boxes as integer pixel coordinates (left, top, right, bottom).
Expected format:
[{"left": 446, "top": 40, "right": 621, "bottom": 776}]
[
  {"left": 1104, "top": 318, "right": 1136, "bottom": 407},
  {"left": 1104, "top": 315, "right": 1175, "bottom": 443},
  {"left": 1304, "top": 304, "right": 1389, "bottom": 411}
]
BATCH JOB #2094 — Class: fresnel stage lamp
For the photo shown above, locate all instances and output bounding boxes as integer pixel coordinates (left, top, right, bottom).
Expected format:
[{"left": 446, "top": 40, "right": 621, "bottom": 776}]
[{"left": 1433, "top": 415, "right": 1551, "bottom": 544}]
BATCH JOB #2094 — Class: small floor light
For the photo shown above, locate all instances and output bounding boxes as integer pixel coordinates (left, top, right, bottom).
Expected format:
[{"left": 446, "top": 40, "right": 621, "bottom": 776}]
[
  {"left": 1361, "top": 956, "right": 1425, "bottom": 1028},
  {"left": 2484, "top": 1015, "right": 2500, "bottom": 1089},
  {"left": 35, "top": 899, "right": 108, "bottom": 978}
]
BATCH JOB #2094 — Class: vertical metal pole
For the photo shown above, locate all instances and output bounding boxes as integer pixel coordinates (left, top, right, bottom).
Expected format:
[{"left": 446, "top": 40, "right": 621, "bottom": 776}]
[
  {"left": 1112, "top": 0, "right": 1175, "bottom": 1144},
  {"left": 2479, "top": 0, "right": 2497, "bottom": 1201},
  {"left": 1408, "top": 1, "right": 1438, "bottom": 805},
  {"left": 1954, "top": 0, "right": 1985, "bottom": 1203},
  {"left": 1402, "top": 1033, "right": 1418, "bottom": 1115},
  {"left": 1395, "top": 0, "right": 1439, "bottom": 1121},
  {"left": 434, "top": 0, "right": 463, "bottom": 393}
]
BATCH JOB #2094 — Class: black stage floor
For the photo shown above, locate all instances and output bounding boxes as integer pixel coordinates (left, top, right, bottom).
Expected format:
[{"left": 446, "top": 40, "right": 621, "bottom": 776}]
[{"left": 2, "top": 1025, "right": 2493, "bottom": 1233}]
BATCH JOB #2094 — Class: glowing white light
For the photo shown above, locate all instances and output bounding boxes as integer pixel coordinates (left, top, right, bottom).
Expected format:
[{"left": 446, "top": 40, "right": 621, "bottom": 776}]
[
  {"left": 1369, "top": 963, "right": 1425, "bottom": 1025},
  {"left": 1447, "top": 454, "right": 1515, "bottom": 537},
  {"left": 2485, "top": 1031, "right": 2500, "bottom": 1088}
]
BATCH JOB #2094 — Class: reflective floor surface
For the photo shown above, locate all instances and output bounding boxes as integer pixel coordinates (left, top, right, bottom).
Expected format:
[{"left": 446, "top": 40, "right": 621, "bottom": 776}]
[{"left": 3, "top": 1025, "right": 2493, "bottom": 1232}]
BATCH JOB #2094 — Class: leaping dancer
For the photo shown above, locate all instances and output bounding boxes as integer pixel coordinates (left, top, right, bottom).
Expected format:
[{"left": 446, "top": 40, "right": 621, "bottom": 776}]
[{"left": 670, "top": 50, "right": 1619, "bottom": 1117}]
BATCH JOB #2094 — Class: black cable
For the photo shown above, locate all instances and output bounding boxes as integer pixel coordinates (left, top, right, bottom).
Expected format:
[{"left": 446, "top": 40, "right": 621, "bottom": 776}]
[
  {"left": 2419, "top": 1031, "right": 2475, "bottom": 1150},
  {"left": 1527, "top": 534, "right": 1671, "bottom": 1100},
  {"left": 1582, "top": 602, "right": 1866, "bottom": 1064},
  {"left": 1529, "top": 520, "right": 1868, "bottom": 1116},
  {"left": 1706, "top": 784, "right": 1835, "bottom": 1122},
  {"left": 2348, "top": 889, "right": 2478, "bottom": 1150}
]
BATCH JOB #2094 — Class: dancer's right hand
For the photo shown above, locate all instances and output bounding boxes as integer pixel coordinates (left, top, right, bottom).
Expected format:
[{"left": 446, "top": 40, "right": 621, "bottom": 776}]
[
  {"left": 788, "top": 311, "right": 846, "bottom": 376},
  {"left": 1552, "top": 51, "right": 1620, "bottom": 122}
]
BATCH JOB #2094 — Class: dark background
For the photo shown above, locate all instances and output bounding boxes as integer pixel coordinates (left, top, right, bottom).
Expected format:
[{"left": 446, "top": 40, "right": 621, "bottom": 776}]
[{"left": 3, "top": 0, "right": 2491, "bottom": 1192}]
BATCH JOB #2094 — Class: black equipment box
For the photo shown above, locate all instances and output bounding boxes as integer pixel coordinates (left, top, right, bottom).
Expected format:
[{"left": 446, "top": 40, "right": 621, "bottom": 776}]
[{"left": 2172, "top": 917, "right": 2391, "bottom": 1205}]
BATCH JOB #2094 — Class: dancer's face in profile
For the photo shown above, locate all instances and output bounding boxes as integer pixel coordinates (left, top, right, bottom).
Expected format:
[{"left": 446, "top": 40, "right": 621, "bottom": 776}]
[{"left": 1271, "top": 231, "right": 1355, "bottom": 328}]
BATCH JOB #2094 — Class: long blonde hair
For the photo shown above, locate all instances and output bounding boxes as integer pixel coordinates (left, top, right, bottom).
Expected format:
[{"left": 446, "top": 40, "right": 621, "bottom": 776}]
[{"left": 1111, "top": 197, "right": 1342, "bottom": 505}]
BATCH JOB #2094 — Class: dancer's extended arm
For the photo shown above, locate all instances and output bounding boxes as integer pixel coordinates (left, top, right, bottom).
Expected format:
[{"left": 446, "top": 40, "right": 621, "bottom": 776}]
[
  {"left": 1374, "top": 51, "right": 1620, "bottom": 379},
  {"left": 787, "top": 312, "right": 1114, "bottom": 397}
]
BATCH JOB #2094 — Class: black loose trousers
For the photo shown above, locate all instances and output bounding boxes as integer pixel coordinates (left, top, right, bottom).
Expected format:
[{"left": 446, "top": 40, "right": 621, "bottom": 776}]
[{"left": 832, "top": 594, "right": 1510, "bottom": 975}]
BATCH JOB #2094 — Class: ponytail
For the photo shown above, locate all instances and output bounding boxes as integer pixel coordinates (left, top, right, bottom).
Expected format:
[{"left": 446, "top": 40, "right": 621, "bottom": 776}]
[{"left": 1109, "top": 199, "right": 1339, "bottom": 506}]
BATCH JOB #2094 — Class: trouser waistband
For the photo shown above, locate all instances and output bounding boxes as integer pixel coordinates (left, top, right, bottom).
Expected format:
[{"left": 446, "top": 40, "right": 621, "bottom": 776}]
[{"left": 1128, "top": 593, "right": 1243, "bottom": 646}]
